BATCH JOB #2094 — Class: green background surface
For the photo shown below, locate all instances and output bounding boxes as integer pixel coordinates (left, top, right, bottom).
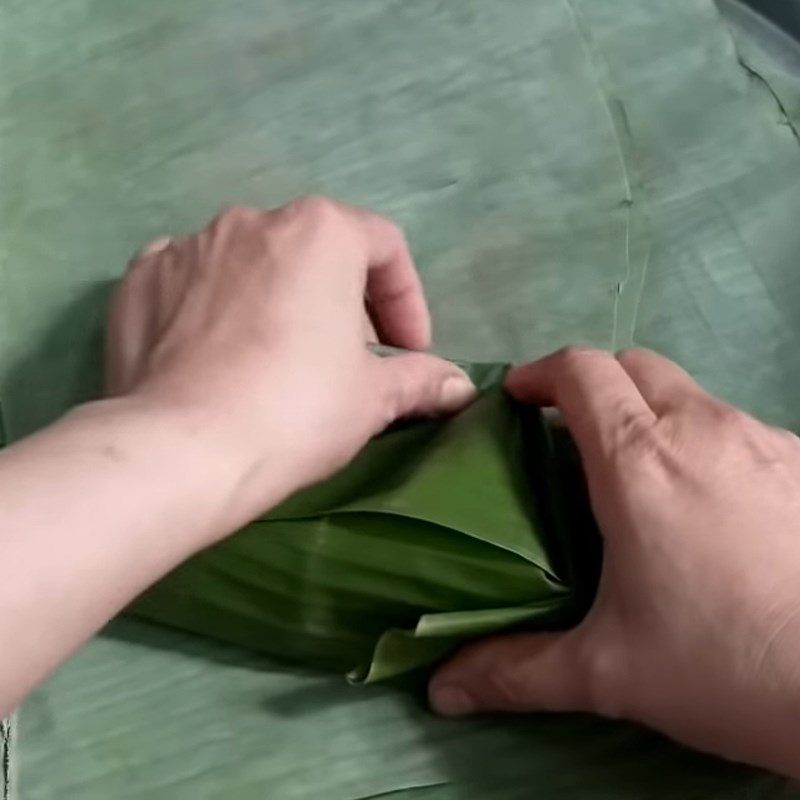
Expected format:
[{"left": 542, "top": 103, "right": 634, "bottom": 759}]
[{"left": 1, "top": 0, "right": 799, "bottom": 797}]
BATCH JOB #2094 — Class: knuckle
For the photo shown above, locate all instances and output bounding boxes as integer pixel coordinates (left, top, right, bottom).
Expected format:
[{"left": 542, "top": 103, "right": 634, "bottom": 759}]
[
  {"left": 709, "top": 401, "right": 749, "bottom": 429},
  {"left": 484, "top": 666, "right": 530, "bottom": 707},
  {"left": 608, "top": 403, "right": 656, "bottom": 451},
  {"left": 288, "top": 194, "right": 339, "bottom": 222},
  {"left": 609, "top": 414, "right": 669, "bottom": 474},
  {"left": 700, "top": 403, "right": 792, "bottom": 470},
  {"left": 744, "top": 424, "right": 796, "bottom": 468},
  {"left": 614, "top": 346, "right": 650, "bottom": 368},
  {"left": 452, "top": 641, "right": 533, "bottom": 708},
  {"left": 213, "top": 204, "right": 261, "bottom": 227}
]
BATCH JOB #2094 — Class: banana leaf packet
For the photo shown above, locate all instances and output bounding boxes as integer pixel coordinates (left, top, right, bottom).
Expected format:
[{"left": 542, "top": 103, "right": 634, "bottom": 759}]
[{"left": 132, "top": 362, "right": 600, "bottom": 682}]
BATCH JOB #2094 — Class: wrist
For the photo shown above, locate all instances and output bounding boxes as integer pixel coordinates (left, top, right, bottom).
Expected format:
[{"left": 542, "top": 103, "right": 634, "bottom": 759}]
[{"left": 67, "top": 392, "right": 284, "bottom": 546}]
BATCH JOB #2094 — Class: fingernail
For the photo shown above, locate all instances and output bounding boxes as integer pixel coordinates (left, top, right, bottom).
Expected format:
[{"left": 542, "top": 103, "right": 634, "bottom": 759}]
[
  {"left": 430, "top": 685, "right": 475, "bottom": 717},
  {"left": 439, "top": 376, "right": 476, "bottom": 413},
  {"left": 142, "top": 236, "right": 172, "bottom": 256}
]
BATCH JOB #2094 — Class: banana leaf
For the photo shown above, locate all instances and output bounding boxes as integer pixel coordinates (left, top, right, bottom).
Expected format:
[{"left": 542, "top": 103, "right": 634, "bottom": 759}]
[
  {"left": 132, "top": 363, "right": 597, "bottom": 683},
  {"left": 3, "top": 0, "right": 800, "bottom": 798}
]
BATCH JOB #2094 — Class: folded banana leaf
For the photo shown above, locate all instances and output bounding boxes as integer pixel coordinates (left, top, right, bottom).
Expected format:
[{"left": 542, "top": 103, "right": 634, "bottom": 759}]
[{"left": 132, "top": 363, "right": 597, "bottom": 683}]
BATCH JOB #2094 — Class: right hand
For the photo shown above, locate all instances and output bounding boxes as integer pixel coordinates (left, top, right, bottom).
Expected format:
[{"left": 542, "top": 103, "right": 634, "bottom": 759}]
[{"left": 430, "top": 347, "right": 800, "bottom": 777}]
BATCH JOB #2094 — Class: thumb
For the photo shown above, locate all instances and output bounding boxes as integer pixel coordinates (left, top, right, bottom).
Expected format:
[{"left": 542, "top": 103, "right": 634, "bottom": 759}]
[
  {"left": 375, "top": 353, "right": 476, "bottom": 423},
  {"left": 428, "top": 630, "right": 591, "bottom": 717}
]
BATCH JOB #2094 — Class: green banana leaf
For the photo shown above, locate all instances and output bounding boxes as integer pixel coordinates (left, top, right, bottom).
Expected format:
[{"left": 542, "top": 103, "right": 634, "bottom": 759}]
[
  {"left": 2, "top": 0, "right": 800, "bottom": 798},
  {"left": 132, "top": 363, "right": 597, "bottom": 683}
]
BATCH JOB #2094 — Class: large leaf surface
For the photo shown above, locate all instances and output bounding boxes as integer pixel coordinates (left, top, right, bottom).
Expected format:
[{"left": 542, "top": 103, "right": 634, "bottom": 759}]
[{"left": 2, "top": 0, "right": 799, "bottom": 797}]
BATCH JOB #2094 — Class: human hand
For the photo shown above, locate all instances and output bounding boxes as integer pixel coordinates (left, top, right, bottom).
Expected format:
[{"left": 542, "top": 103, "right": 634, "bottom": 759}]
[
  {"left": 430, "top": 347, "right": 800, "bottom": 776},
  {"left": 106, "top": 197, "right": 474, "bottom": 534}
]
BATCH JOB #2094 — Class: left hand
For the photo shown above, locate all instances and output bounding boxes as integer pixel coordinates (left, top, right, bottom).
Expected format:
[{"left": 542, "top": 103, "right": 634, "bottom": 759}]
[
  {"left": 107, "top": 197, "right": 475, "bottom": 532},
  {"left": 0, "top": 197, "right": 476, "bottom": 714}
]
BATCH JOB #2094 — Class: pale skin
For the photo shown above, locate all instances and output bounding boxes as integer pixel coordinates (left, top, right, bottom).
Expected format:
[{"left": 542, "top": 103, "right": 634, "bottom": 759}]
[{"left": 0, "top": 198, "right": 797, "bottom": 778}]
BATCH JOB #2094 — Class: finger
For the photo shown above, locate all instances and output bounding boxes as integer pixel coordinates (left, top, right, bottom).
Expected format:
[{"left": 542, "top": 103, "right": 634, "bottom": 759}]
[
  {"left": 429, "top": 631, "right": 589, "bottom": 717},
  {"left": 105, "top": 268, "right": 158, "bottom": 395},
  {"left": 615, "top": 348, "right": 707, "bottom": 415},
  {"left": 335, "top": 202, "right": 431, "bottom": 351},
  {"left": 505, "top": 347, "right": 655, "bottom": 458},
  {"left": 372, "top": 353, "right": 476, "bottom": 427}
]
